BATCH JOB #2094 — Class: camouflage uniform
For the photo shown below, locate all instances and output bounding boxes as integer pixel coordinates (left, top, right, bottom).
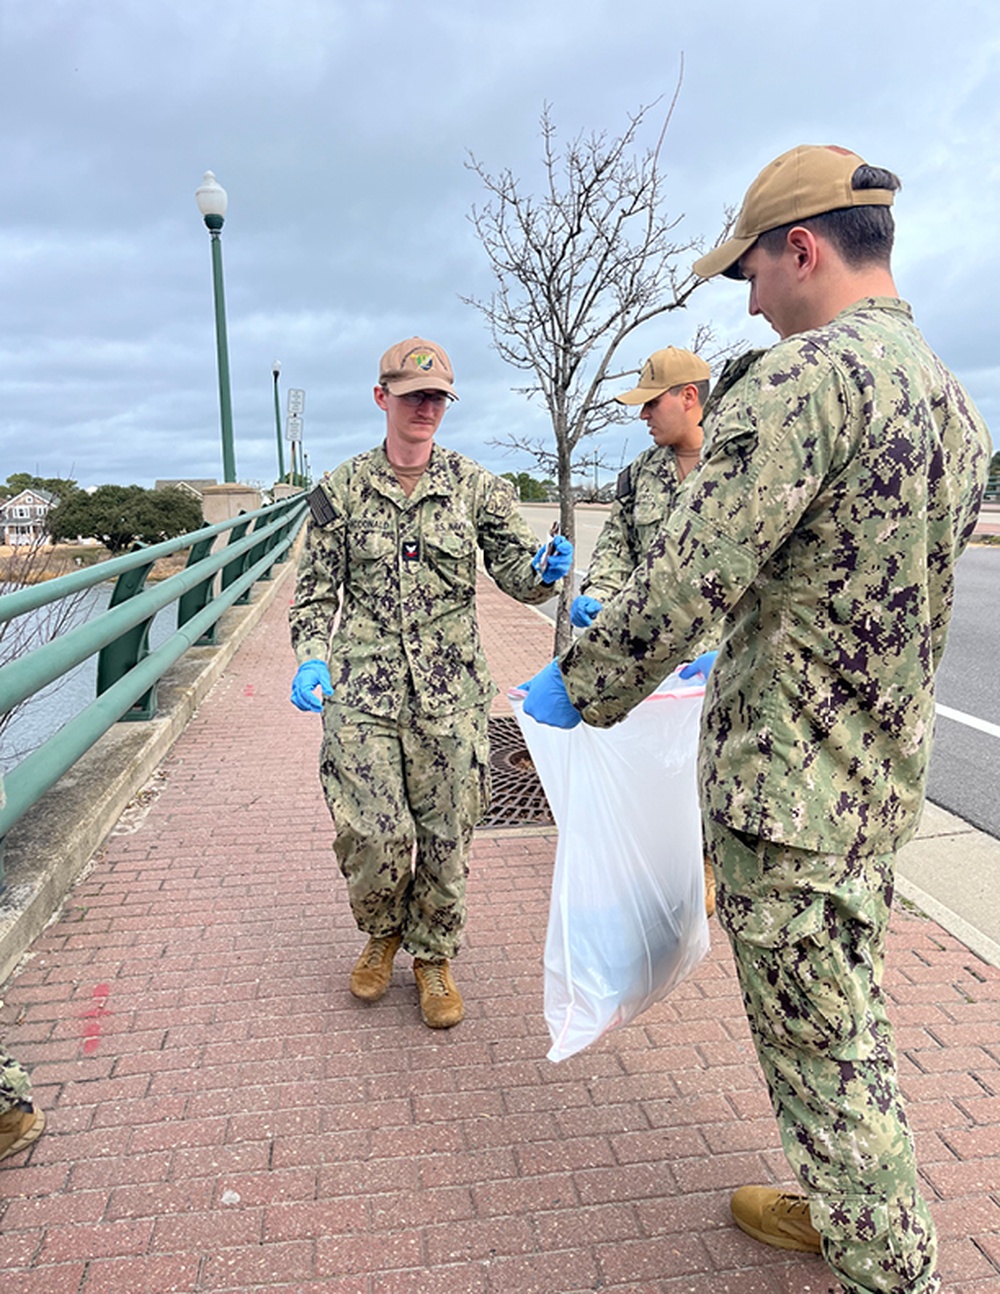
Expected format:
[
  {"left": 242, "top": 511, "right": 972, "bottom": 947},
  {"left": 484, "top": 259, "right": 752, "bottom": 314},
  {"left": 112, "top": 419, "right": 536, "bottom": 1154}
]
[
  {"left": 581, "top": 446, "right": 713, "bottom": 658},
  {"left": 0, "top": 1049, "right": 32, "bottom": 1116},
  {"left": 558, "top": 298, "right": 991, "bottom": 1294},
  {"left": 290, "top": 443, "right": 556, "bottom": 960}
]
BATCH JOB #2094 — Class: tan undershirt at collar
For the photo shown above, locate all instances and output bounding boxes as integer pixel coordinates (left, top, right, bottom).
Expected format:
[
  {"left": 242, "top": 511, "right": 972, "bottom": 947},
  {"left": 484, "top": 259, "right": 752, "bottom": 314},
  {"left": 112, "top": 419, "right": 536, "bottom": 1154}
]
[
  {"left": 674, "top": 448, "right": 701, "bottom": 482},
  {"left": 387, "top": 459, "right": 428, "bottom": 498}
]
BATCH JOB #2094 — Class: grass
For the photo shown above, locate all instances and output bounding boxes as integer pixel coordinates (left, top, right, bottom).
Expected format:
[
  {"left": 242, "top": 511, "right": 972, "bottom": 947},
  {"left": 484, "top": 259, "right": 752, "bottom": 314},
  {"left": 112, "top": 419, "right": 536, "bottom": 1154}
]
[{"left": 1, "top": 544, "right": 191, "bottom": 586}]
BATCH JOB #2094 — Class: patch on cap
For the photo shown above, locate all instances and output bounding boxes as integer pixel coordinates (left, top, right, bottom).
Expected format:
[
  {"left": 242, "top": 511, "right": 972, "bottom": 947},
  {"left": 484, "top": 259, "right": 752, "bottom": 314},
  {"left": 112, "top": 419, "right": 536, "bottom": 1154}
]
[{"left": 378, "top": 337, "right": 458, "bottom": 398}]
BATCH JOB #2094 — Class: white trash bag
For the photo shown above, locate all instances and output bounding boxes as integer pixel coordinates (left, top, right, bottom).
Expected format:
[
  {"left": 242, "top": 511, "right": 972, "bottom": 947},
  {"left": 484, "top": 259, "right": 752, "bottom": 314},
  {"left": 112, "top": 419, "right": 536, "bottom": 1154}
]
[{"left": 510, "top": 670, "right": 710, "bottom": 1062}]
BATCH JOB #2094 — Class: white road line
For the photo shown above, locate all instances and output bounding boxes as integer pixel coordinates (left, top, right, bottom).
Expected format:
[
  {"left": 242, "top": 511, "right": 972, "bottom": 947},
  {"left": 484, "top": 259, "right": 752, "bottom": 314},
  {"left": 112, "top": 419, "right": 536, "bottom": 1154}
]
[{"left": 936, "top": 703, "right": 1000, "bottom": 741}]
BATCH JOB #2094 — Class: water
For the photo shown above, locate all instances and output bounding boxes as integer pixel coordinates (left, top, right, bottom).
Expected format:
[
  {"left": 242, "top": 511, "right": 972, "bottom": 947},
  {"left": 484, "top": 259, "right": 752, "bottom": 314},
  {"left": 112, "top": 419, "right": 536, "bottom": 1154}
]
[{"left": 1, "top": 584, "right": 176, "bottom": 775}]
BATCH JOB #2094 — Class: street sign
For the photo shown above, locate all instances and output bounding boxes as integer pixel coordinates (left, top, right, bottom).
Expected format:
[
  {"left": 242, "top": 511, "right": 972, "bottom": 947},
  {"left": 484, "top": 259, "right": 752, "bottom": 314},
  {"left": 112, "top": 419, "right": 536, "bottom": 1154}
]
[{"left": 285, "top": 388, "right": 305, "bottom": 441}]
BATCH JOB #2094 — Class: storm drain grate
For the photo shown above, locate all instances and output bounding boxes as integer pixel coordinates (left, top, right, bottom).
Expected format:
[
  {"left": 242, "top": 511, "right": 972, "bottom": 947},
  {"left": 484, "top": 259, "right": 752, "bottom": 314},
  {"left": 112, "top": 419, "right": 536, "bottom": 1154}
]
[{"left": 479, "top": 714, "right": 554, "bottom": 829}]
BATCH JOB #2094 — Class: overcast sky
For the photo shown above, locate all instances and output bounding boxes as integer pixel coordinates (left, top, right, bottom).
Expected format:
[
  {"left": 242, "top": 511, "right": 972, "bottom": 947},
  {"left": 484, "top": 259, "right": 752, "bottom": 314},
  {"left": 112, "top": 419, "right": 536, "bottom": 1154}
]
[{"left": 1, "top": 0, "right": 997, "bottom": 495}]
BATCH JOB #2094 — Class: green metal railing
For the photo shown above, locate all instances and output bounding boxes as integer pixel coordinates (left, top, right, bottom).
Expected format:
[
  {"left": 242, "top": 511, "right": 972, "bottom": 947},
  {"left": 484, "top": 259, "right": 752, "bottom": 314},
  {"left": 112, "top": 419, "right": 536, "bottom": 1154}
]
[{"left": 0, "top": 494, "right": 309, "bottom": 878}]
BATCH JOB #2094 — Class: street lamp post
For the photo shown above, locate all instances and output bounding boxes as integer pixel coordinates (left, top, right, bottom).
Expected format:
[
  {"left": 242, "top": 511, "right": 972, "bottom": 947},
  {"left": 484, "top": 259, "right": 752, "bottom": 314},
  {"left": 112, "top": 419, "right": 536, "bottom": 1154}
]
[
  {"left": 272, "top": 360, "right": 286, "bottom": 482},
  {"left": 195, "top": 171, "right": 236, "bottom": 484}
]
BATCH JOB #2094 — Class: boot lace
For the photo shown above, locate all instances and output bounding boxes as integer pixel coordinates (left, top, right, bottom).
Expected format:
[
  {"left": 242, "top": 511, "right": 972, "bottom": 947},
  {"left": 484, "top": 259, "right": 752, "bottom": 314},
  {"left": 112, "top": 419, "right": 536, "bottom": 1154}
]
[
  {"left": 419, "top": 962, "right": 449, "bottom": 996},
  {"left": 362, "top": 936, "right": 396, "bottom": 967},
  {"left": 774, "top": 1193, "right": 811, "bottom": 1220}
]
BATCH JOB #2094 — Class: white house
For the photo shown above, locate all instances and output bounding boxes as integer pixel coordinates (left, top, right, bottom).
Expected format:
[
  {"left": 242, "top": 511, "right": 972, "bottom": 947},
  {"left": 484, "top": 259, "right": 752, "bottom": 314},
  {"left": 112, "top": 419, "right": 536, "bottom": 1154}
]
[{"left": 0, "top": 488, "right": 57, "bottom": 546}]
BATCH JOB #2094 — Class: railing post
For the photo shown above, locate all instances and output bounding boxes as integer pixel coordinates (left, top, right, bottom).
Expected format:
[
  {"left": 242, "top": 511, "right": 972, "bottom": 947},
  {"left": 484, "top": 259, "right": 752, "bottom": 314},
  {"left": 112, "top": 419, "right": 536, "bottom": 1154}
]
[
  {"left": 178, "top": 536, "right": 220, "bottom": 645},
  {"left": 245, "top": 513, "right": 272, "bottom": 584},
  {"left": 95, "top": 554, "right": 158, "bottom": 720},
  {"left": 221, "top": 516, "right": 253, "bottom": 605}
]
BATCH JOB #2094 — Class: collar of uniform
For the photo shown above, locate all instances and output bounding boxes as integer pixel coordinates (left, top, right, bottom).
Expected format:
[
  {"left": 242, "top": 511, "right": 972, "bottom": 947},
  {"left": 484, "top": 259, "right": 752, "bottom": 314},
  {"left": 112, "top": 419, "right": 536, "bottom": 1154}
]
[
  {"left": 372, "top": 442, "right": 453, "bottom": 502},
  {"left": 832, "top": 295, "right": 913, "bottom": 324}
]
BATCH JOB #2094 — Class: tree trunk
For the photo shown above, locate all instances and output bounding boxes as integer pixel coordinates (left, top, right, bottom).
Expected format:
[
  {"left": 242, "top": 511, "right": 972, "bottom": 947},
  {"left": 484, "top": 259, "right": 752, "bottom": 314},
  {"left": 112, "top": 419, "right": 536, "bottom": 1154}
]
[{"left": 553, "top": 439, "right": 575, "bottom": 657}]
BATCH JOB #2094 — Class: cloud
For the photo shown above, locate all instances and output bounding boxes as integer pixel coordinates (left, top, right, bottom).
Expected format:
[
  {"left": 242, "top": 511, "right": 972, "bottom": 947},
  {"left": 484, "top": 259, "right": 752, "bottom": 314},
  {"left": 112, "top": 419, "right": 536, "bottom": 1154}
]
[{"left": 1, "top": 0, "right": 996, "bottom": 495}]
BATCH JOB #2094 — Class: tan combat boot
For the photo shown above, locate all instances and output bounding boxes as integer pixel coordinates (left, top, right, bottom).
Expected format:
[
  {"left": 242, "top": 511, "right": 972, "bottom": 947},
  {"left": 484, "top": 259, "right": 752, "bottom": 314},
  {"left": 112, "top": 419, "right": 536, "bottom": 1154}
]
[
  {"left": 413, "top": 959, "right": 464, "bottom": 1028},
  {"left": 349, "top": 933, "right": 403, "bottom": 1001},
  {"left": 0, "top": 1104, "right": 46, "bottom": 1163},
  {"left": 730, "top": 1186, "right": 822, "bottom": 1253},
  {"left": 703, "top": 857, "right": 716, "bottom": 919}
]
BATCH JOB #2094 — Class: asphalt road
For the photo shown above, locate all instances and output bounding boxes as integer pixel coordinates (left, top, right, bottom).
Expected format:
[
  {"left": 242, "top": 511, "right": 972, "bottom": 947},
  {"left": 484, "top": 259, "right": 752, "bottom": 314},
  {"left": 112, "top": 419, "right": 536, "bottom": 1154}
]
[
  {"left": 518, "top": 504, "right": 1000, "bottom": 842},
  {"left": 927, "top": 545, "right": 1000, "bottom": 840}
]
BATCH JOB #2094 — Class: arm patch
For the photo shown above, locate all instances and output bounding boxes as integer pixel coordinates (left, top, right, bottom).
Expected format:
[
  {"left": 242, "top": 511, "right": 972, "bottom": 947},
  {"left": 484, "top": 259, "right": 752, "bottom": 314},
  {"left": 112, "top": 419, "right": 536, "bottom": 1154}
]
[
  {"left": 308, "top": 484, "right": 337, "bottom": 527},
  {"left": 615, "top": 466, "right": 634, "bottom": 501}
]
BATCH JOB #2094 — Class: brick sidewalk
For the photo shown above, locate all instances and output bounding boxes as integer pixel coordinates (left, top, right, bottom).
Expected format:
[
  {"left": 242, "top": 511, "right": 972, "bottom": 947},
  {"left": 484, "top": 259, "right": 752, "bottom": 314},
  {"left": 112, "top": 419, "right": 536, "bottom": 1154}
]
[{"left": 1, "top": 565, "right": 998, "bottom": 1292}]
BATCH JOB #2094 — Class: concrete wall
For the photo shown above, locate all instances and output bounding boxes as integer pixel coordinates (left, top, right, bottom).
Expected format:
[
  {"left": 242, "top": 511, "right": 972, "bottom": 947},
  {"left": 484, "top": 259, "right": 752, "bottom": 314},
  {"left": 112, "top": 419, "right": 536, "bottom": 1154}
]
[{"left": 200, "top": 483, "right": 263, "bottom": 523}]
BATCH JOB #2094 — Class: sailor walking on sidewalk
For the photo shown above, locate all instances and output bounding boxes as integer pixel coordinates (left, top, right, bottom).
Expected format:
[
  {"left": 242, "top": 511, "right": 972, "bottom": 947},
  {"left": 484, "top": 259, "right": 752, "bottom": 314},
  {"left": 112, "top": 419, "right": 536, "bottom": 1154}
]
[{"left": 289, "top": 337, "right": 572, "bottom": 1028}]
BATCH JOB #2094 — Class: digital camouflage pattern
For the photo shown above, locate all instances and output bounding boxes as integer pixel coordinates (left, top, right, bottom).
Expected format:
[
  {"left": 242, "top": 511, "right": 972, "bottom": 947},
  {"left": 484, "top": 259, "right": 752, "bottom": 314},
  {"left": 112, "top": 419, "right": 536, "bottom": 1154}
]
[
  {"left": 562, "top": 297, "right": 987, "bottom": 1292},
  {"left": 561, "top": 298, "right": 991, "bottom": 855},
  {"left": 0, "top": 1047, "right": 32, "bottom": 1115},
  {"left": 581, "top": 444, "right": 714, "bottom": 659},
  {"left": 698, "top": 347, "right": 767, "bottom": 444},
  {"left": 290, "top": 443, "right": 554, "bottom": 717},
  {"left": 581, "top": 445, "right": 689, "bottom": 604},
  {"left": 707, "top": 819, "right": 940, "bottom": 1292},
  {"left": 320, "top": 699, "right": 488, "bottom": 960},
  {"left": 290, "top": 441, "right": 563, "bottom": 959}
]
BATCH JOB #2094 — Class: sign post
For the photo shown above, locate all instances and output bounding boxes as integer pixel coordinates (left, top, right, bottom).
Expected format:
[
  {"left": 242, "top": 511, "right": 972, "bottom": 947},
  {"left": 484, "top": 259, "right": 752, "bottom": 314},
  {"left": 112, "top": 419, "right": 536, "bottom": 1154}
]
[{"left": 285, "top": 388, "right": 305, "bottom": 484}]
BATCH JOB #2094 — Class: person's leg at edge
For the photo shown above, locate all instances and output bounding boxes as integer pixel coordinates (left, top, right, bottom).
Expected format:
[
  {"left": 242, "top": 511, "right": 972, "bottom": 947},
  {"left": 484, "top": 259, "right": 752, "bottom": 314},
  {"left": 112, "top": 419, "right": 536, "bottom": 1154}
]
[
  {"left": 706, "top": 818, "right": 941, "bottom": 1294},
  {"left": 0, "top": 1047, "right": 45, "bottom": 1162},
  {"left": 320, "top": 703, "right": 414, "bottom": 999}
]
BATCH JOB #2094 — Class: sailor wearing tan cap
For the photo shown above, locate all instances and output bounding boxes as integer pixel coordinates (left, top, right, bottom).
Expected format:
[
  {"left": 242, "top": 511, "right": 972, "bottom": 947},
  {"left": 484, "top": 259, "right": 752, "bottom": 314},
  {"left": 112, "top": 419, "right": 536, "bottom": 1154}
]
[
  {"left": 519, "top": 146, "right": 991, "bottom": 1291},
  {"left": 288, "top": 338, "right": 573, "bottom": 1028},
  {"left": 573, "top": 345, "right": 718, "bottom": 916},
  {"left": 573, "top": 347, "right": 711, "bottom": 629},
  {"left": 574, "top": 347, "right": 711, "bottom": 631}
]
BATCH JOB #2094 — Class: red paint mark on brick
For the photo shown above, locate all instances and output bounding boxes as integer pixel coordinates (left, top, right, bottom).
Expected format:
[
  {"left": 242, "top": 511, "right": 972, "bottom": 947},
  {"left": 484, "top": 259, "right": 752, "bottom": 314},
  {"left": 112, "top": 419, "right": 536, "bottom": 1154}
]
[
  {"left": 244, "top": 684, "right": 255, "bottom": 697},
  {"left": 81, "top": 983, "right": 111, "bottom": 1055}
]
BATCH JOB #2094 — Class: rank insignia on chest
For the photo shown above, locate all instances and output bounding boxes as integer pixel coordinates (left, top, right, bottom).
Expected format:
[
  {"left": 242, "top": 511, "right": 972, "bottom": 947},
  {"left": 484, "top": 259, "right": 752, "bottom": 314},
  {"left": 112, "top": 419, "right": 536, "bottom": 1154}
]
[{"left": 401, "top": 539, "right": 421, "bottom": 563}]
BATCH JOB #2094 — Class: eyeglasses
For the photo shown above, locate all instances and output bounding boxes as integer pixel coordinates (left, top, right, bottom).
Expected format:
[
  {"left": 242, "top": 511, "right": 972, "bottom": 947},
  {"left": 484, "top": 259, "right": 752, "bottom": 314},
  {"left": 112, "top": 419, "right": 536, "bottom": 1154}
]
[{"left": 395, "top": 390, "right": 452, "bottom": 408}]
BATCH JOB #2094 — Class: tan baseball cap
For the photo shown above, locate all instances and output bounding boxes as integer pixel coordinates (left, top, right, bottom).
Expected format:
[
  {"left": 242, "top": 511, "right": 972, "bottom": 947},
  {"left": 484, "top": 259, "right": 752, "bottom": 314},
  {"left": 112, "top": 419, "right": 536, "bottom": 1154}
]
[
  {"left": 615, "top": 347, "right": 711, "bottom": 406},
  {"left": 693, "top": 145, "right": 897, "bottom": 281},
  {"left": 378, "top": 337, "right": 457, "bottom": 398}
]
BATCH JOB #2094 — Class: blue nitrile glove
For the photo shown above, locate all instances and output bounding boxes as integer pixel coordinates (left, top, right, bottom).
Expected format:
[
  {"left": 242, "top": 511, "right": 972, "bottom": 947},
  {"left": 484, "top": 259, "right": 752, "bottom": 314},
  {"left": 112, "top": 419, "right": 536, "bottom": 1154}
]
[
  {"left": 570, "top": 594, "right": 603, "bottom": 628},
  {"left": 532, "top": 535, "right": 574, "bottom": 584},
  {"left": 679, "top": 651, "right": 718, "bottom": 681},
  {"left": 518, "top": 660, "right": 582, "bottom": 729},
  {"left": 290, "top": 659, "right": 334, "bottom": 712}
]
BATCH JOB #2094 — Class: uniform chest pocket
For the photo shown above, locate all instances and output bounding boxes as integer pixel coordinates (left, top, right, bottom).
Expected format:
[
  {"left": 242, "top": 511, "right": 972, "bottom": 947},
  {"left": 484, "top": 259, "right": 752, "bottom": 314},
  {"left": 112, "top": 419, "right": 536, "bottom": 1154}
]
[
  {"left": 634, "top": 499, "right": 671, "bottom": 528},
  {"left": 347, "top": 523, "right": 395, "bottom": 564},
  {"left": 423, "top": 526, "right": 477, "bottom": 588}
]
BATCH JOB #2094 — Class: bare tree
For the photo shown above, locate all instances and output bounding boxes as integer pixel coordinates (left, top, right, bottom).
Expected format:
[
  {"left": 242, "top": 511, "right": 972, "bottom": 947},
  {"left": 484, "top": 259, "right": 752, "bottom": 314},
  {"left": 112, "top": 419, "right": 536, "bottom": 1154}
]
[
  {"left": 465, "top": 85, "right": 735, "bottom": 651},
  {"left": 0, "top": 534, "right": 99, "bottom": 761}
]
